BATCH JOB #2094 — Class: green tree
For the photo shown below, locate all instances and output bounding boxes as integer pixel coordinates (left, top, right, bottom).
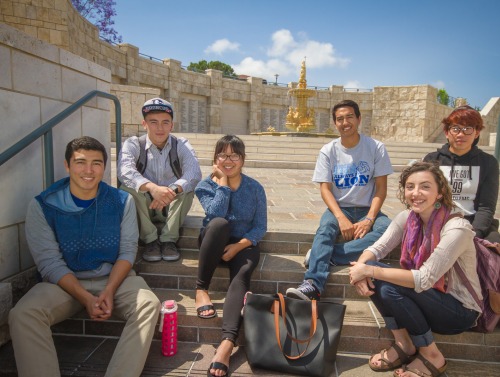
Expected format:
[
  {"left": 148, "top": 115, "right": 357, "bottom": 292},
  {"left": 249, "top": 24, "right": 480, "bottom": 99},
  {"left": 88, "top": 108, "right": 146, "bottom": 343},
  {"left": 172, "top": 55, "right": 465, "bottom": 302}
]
[
  {"left": 187, "top": 60, "right": 236, "bottom": 77},
  {"left": 437, "top": 89, "right": 450, "bottom": 106}
]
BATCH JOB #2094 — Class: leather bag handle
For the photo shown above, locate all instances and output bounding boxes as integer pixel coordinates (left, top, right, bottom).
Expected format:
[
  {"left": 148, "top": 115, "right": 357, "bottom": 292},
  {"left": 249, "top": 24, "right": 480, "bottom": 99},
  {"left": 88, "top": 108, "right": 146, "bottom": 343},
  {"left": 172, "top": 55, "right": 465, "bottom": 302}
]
[{"left": 273, "top": 293, "right": 318, "bottom": 360}]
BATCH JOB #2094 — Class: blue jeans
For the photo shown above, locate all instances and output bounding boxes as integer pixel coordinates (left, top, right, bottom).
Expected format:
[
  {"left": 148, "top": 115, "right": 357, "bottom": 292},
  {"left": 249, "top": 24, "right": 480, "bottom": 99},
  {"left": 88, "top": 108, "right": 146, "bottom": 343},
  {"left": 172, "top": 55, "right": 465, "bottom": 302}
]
[
  {"left": 305, "top": 207, "right": 390, "bottom": 292},
  {"left": 367, "top": 261, "right": 480, "bottom": 348}
]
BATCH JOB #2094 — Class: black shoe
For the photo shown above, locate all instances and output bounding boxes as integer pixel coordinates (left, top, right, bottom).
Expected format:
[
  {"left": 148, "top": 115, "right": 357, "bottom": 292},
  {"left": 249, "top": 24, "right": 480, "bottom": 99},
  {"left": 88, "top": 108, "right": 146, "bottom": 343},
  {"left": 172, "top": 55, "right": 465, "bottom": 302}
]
[
  {"left": 143, "top": 240, "right": 162, "bottom": 262},
  {"left": 286, "top": 280, "right": 321, "bottom": 301},
  {"left": 161, "top": 242, "right": 180, "bottom": 261}
]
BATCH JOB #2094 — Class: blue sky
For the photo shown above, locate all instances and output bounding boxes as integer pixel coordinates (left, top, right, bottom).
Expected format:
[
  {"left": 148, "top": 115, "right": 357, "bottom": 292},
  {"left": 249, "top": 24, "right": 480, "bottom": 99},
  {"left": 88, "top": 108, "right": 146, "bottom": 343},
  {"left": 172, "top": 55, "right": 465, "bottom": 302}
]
[{"left": 114, "top": 0, "right": 499, "bottom": 109}]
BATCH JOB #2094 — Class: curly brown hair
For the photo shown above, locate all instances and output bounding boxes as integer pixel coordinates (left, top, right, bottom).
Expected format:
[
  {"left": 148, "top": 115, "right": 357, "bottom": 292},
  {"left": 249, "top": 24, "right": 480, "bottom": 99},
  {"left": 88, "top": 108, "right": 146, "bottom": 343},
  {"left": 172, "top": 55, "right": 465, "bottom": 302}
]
[{"left": 397, "top": 161, "right": 453, "bottom": 209}]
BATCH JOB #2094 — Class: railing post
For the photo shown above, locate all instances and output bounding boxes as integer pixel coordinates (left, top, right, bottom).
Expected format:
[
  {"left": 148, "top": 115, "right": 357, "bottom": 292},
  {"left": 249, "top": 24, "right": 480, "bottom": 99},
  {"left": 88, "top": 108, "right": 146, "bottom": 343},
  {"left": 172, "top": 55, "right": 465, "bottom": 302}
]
[
  {"left": 115, "top": 99, "right": 122, "bottom": 158},
  {"left": 43, "top": 131, "right": 54, "bottom": 186},
  {"left": 495, "top": 116, "right": 500, "bottom": 162}
]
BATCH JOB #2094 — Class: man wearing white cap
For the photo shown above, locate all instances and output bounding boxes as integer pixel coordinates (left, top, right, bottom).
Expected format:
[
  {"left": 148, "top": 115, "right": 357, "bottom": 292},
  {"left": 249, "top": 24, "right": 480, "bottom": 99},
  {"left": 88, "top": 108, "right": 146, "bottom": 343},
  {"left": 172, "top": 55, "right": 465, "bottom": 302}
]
[{"left": 118, "top": 98, "right": 202, "bottom": 262}]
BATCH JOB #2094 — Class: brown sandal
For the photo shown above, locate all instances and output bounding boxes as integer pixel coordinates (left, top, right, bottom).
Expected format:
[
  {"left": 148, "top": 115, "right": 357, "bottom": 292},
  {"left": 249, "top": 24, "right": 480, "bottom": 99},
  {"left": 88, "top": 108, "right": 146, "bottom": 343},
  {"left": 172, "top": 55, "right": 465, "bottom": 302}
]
[
  {"left": 369, "top": 342, "right": 416, "bottom": 372},
  {"left": 393, "top": 353, "right": 447, "bottom": 377}
]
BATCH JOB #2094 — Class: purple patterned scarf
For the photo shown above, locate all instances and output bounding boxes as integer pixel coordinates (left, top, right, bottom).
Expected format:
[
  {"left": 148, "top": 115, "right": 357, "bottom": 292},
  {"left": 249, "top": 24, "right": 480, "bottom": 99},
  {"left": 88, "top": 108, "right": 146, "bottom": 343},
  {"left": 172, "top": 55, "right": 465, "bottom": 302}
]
[{"left": 400, "top": 206, "right": 451, "bottom": 293}]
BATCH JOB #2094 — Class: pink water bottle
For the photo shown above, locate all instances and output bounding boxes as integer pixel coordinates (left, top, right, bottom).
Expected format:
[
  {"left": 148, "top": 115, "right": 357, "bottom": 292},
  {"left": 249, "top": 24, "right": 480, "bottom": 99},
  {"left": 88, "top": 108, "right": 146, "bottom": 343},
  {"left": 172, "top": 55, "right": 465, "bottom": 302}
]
[{"left": 160, "top": 300, "right": 178, "bottom": 356}]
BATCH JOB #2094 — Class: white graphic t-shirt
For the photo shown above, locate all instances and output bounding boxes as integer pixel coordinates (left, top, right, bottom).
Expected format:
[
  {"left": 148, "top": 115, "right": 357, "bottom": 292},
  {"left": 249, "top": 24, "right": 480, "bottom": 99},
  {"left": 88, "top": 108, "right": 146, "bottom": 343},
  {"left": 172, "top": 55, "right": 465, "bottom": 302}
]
[
  {"left": 439, "top": 166, "right": 480, "bottom": 215},
  {"left": 313, "top": 134, "right": 393, "bottom": 207}
]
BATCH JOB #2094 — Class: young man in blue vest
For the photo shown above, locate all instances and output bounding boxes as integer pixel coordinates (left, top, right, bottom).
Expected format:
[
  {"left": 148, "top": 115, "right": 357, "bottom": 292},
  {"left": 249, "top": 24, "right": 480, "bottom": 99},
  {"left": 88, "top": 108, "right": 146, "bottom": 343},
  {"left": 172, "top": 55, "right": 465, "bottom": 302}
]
[
  {"left": 118, "top": 98, "right": 202, "bottom": 262},
  {"left": 9, "top": 136, "right": 160, "bottom": 377}
]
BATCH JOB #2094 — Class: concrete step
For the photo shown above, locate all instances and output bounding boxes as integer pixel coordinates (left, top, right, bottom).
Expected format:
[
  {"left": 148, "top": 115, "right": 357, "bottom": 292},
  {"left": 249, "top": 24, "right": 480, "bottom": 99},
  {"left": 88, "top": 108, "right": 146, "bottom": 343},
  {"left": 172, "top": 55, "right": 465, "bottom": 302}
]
[
  {"left": 113, "top": 134, "right": 495, "bottom": 176},
  {"left": 143, "top": 234, "right": 402, "bottom": 298},
  {"left": 49, "top": 286, "right": 499, "bottom": 364},
  {"left": 2, "top": 337, "right": 498, "bottom": 376},
  {"left": 3, "top": 220, "right": 499, "bottom": 373},
  {"left": 33, "top": 238, "right": 497, "bottom": 364},
  {"left": 115, "top": 133, "right": 495, "bottom": 172}
]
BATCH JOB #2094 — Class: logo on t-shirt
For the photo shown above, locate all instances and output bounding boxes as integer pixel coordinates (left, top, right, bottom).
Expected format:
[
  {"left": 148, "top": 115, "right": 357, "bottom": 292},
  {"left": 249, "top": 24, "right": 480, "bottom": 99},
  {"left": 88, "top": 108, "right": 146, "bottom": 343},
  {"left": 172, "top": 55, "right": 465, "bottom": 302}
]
[
  {"left": 439, "top": 165, "right": 479, "bottom": 215},
  {"left": 334, "top": 161, "right": 370, "bottom": 189}
]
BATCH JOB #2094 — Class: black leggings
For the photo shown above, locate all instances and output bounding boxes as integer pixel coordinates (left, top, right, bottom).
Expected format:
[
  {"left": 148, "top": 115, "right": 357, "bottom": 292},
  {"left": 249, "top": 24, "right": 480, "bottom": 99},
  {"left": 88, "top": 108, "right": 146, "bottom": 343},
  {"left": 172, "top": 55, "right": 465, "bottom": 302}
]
[{"left": 197, "top": 217, "right": 260, "bottom": 342}]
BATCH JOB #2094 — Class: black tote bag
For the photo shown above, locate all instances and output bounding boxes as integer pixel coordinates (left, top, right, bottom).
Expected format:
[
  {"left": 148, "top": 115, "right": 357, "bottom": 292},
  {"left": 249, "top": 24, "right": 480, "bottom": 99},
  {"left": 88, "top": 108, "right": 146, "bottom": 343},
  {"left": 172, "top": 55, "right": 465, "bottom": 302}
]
[{"left": 244, "top": 293, "right": 346, "bottom": 377}]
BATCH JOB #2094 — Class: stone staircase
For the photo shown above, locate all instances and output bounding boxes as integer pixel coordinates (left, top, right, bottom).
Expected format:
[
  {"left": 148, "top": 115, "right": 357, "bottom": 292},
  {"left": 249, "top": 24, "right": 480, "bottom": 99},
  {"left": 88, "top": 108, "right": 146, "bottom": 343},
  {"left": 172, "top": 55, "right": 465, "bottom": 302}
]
[
  {"left": 2, "top": 134, "right": 499, "bottom": 376},
  {"left": 171, "top": 133, "right": 496, "bottom": 172},
  {"left": 44, "top": 224, "right": 497, "bottom": 364},
  {"left": 105, "top": 135, "right": 498, "bottom": 361}
]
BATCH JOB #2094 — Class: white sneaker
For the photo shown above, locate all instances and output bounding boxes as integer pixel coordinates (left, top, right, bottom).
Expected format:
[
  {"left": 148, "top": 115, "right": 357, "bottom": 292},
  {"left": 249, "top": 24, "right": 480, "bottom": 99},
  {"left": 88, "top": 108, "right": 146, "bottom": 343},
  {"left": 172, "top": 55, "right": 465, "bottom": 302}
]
[{"left": 304, "top": 248, "right": 311, "bottom": 267}]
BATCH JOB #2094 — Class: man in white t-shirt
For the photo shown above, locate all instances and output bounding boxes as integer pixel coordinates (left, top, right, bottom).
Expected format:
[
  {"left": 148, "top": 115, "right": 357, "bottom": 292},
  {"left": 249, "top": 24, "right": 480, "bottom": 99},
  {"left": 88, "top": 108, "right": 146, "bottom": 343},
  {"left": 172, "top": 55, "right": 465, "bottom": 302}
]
[{"left": 287, "top": 100, "right": 393, "bottom": 300}]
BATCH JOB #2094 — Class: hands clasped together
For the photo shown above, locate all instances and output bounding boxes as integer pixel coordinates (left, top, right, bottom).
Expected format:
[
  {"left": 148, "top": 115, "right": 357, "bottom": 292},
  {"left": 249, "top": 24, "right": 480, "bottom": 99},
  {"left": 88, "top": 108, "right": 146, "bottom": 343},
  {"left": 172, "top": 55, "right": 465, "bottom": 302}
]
[
  {"left": 85, "top": 288, "right": 115, "bottom": 321},
  {"left": 148, "top": 184, "right": 177, "bottom": 210},
  {"left": 349, "top": 261, "right": 375, "bottom": 297},
  {"left": 338, "top": 217, "right": 373, "bottom": 241}
]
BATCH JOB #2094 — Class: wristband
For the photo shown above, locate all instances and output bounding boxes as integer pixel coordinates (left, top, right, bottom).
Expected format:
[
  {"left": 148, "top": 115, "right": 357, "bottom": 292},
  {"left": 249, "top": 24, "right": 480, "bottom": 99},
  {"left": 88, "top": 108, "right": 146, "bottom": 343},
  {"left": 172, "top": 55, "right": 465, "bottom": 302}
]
[
  {"left": 168, "top": 184, "right": 180, "bottom": 195},
  {"left": 365, "top": 217, "right": 374, "bottom": 223}
]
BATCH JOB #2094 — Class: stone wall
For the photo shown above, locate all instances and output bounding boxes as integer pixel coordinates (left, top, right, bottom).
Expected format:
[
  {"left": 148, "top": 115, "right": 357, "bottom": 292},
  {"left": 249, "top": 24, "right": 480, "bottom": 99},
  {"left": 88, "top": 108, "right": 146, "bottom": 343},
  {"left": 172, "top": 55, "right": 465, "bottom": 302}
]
[
  {"left": 2, "top": 0, "right": 498, "bottom": 142},
  {"left": 0, "top": 23, "right": 112, "bottom": 298},
  {"left": 482, "top": 98, "right": 500, "bottom": 133}
]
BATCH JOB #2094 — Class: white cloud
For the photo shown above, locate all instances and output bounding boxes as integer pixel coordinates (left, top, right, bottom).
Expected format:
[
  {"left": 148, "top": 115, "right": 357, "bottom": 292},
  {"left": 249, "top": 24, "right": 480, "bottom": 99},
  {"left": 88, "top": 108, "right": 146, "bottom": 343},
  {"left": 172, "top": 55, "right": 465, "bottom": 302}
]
[
  {"left": 267, "top": 29, "right": 296, "bottom": 57},
  {"left": 287, "top": 41, "right": 350, "bottom": 68},
  {"left": 432, "top": 80, "right": 446, "bottom": 89},
  {"left": 344, "top": 80, "right": 362, "bottom": 89},
  {"left": 205, "top": 39, "right": 240, "bottom": 55},
  {"left": 233, "top": 29, "right": 350, "bottom": 81},
  {"left": 268, "top": 29, "right": 349, "bottom": 68},
  {"left": 232, "top": 58, "right": 293, "bottom": 80}
]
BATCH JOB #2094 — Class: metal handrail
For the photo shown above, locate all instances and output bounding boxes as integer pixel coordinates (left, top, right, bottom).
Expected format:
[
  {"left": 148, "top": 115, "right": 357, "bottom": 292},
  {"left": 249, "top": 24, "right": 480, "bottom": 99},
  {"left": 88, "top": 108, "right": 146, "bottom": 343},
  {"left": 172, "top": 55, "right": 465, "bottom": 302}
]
[
  {"left": 495, "top": 116, "right": 500, "bottom": 161},
  {"left": 0, "top": 90, "right": 121, "bottom": 186}
]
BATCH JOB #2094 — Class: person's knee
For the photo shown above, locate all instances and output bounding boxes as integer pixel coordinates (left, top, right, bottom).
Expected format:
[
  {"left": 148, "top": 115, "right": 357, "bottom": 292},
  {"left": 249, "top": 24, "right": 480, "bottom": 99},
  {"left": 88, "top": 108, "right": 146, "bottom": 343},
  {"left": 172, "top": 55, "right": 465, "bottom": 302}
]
[
  {"left": 8, "top": 306, "right": 20, "bottom": 327},
  {"left": 317, "top": 214, "right": 340, "bottom": 237},
  {"left": 206, "top": 217, "right": 230, "bottom": 233},
  {"left": 376, "top": 281, "right": 401, "bottom": 301},
  {"left": 8, "top": 304, "right": 32, "bottom": 330},
  {"left": 373, "top": 215, "right": 391, "bottom": 233},
  {"left": 140, "top": 289, "right": 161, "bottom": 315}
]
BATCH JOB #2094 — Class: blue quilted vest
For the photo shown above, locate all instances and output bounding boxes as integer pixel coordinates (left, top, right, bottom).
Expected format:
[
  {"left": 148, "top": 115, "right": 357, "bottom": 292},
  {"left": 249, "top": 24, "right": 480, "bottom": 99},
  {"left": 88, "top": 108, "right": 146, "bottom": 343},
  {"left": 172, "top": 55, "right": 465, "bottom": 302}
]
[{"left": 36, "top": 178, "right": 128, "bottom": 272}]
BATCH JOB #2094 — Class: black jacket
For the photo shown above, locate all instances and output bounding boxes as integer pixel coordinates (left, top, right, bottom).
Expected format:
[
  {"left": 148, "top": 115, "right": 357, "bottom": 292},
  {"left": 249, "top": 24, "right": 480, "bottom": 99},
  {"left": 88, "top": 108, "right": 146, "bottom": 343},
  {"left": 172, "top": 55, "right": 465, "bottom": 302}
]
[{"left": 424, "top": 143, "right": 499, "bottom": 238}]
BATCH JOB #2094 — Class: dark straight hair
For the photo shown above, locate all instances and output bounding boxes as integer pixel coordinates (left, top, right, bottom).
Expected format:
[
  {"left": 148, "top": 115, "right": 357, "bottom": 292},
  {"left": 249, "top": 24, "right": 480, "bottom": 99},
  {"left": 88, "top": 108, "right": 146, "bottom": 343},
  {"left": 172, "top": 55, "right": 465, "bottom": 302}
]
[
  {"left": 213, "top": 135, "right": 246, "bottom": 163},
  {"left": 332, "top": 99, "right": 361, "bottom": 119},
  {"left": 65, "top": 136, "right": 107, "bottom": 166}
]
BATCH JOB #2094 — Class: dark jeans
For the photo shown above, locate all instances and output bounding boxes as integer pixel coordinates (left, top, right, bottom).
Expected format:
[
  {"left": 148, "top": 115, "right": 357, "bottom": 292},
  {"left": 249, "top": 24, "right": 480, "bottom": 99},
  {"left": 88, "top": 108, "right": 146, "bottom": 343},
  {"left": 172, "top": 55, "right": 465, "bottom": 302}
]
[
  {"left": 366, "top": 261, "right": 479, "bottom": 347},
  {"left": 197, "top": 217, "right": 260, "bottom": 342}
]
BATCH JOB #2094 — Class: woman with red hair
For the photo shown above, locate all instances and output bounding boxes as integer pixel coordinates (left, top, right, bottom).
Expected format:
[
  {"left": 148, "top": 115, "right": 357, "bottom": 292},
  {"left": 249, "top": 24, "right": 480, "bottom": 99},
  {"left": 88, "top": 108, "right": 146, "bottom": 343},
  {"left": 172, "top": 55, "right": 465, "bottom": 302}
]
[{"left": 424, "top": 105, "right": 500, "bottom": 243}]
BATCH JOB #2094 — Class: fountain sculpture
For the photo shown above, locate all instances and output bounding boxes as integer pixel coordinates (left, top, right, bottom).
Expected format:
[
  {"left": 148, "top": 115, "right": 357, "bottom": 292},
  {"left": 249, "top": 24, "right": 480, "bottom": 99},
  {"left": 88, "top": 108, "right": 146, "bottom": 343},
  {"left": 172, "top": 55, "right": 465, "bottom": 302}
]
[{"left": 285, "top": 59, "right": 316, "bottom": 132}]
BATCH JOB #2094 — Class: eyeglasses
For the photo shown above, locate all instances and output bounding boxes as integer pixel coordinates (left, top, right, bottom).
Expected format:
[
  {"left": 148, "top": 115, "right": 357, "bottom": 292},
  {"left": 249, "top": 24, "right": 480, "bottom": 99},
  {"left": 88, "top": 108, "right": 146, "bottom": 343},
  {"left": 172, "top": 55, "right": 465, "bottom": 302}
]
[
  {"left": 449, "top": 126, "right": 475, "bottom": 135},
  {"left": 217, "top": 153, "right": 241, "bottom": 162}
]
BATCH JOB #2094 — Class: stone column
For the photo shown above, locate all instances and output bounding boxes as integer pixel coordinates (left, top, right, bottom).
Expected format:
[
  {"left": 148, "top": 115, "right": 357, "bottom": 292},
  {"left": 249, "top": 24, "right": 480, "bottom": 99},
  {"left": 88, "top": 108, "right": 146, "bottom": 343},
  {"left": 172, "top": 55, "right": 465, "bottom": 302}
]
[
  {"left": 206, "top": 69, "right": 223, "bottom": 133},
  {"left": 118, "top": 43, "right": 140, "bottom": 85},
  {"left": 247, "top": 77, "right": 264, "bottom": 133},
  {"left": 164, "top": 59, "right": 182, "bottom": 111}
]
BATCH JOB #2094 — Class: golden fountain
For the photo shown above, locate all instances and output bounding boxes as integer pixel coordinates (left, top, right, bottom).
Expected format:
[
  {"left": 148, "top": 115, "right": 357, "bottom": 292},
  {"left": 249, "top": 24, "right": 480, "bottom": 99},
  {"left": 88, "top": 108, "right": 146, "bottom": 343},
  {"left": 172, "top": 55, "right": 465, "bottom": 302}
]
[{"left": 285, "top": 59, "right": 316, "bottom": 132}]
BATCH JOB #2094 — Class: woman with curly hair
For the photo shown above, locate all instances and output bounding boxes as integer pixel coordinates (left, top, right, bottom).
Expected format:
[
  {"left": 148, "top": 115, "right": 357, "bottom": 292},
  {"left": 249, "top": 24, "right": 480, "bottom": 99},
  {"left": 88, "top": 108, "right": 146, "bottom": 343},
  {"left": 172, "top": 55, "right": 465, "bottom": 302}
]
[{"left": 349, "top": 161, "right": 481, "bottom": 377}]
